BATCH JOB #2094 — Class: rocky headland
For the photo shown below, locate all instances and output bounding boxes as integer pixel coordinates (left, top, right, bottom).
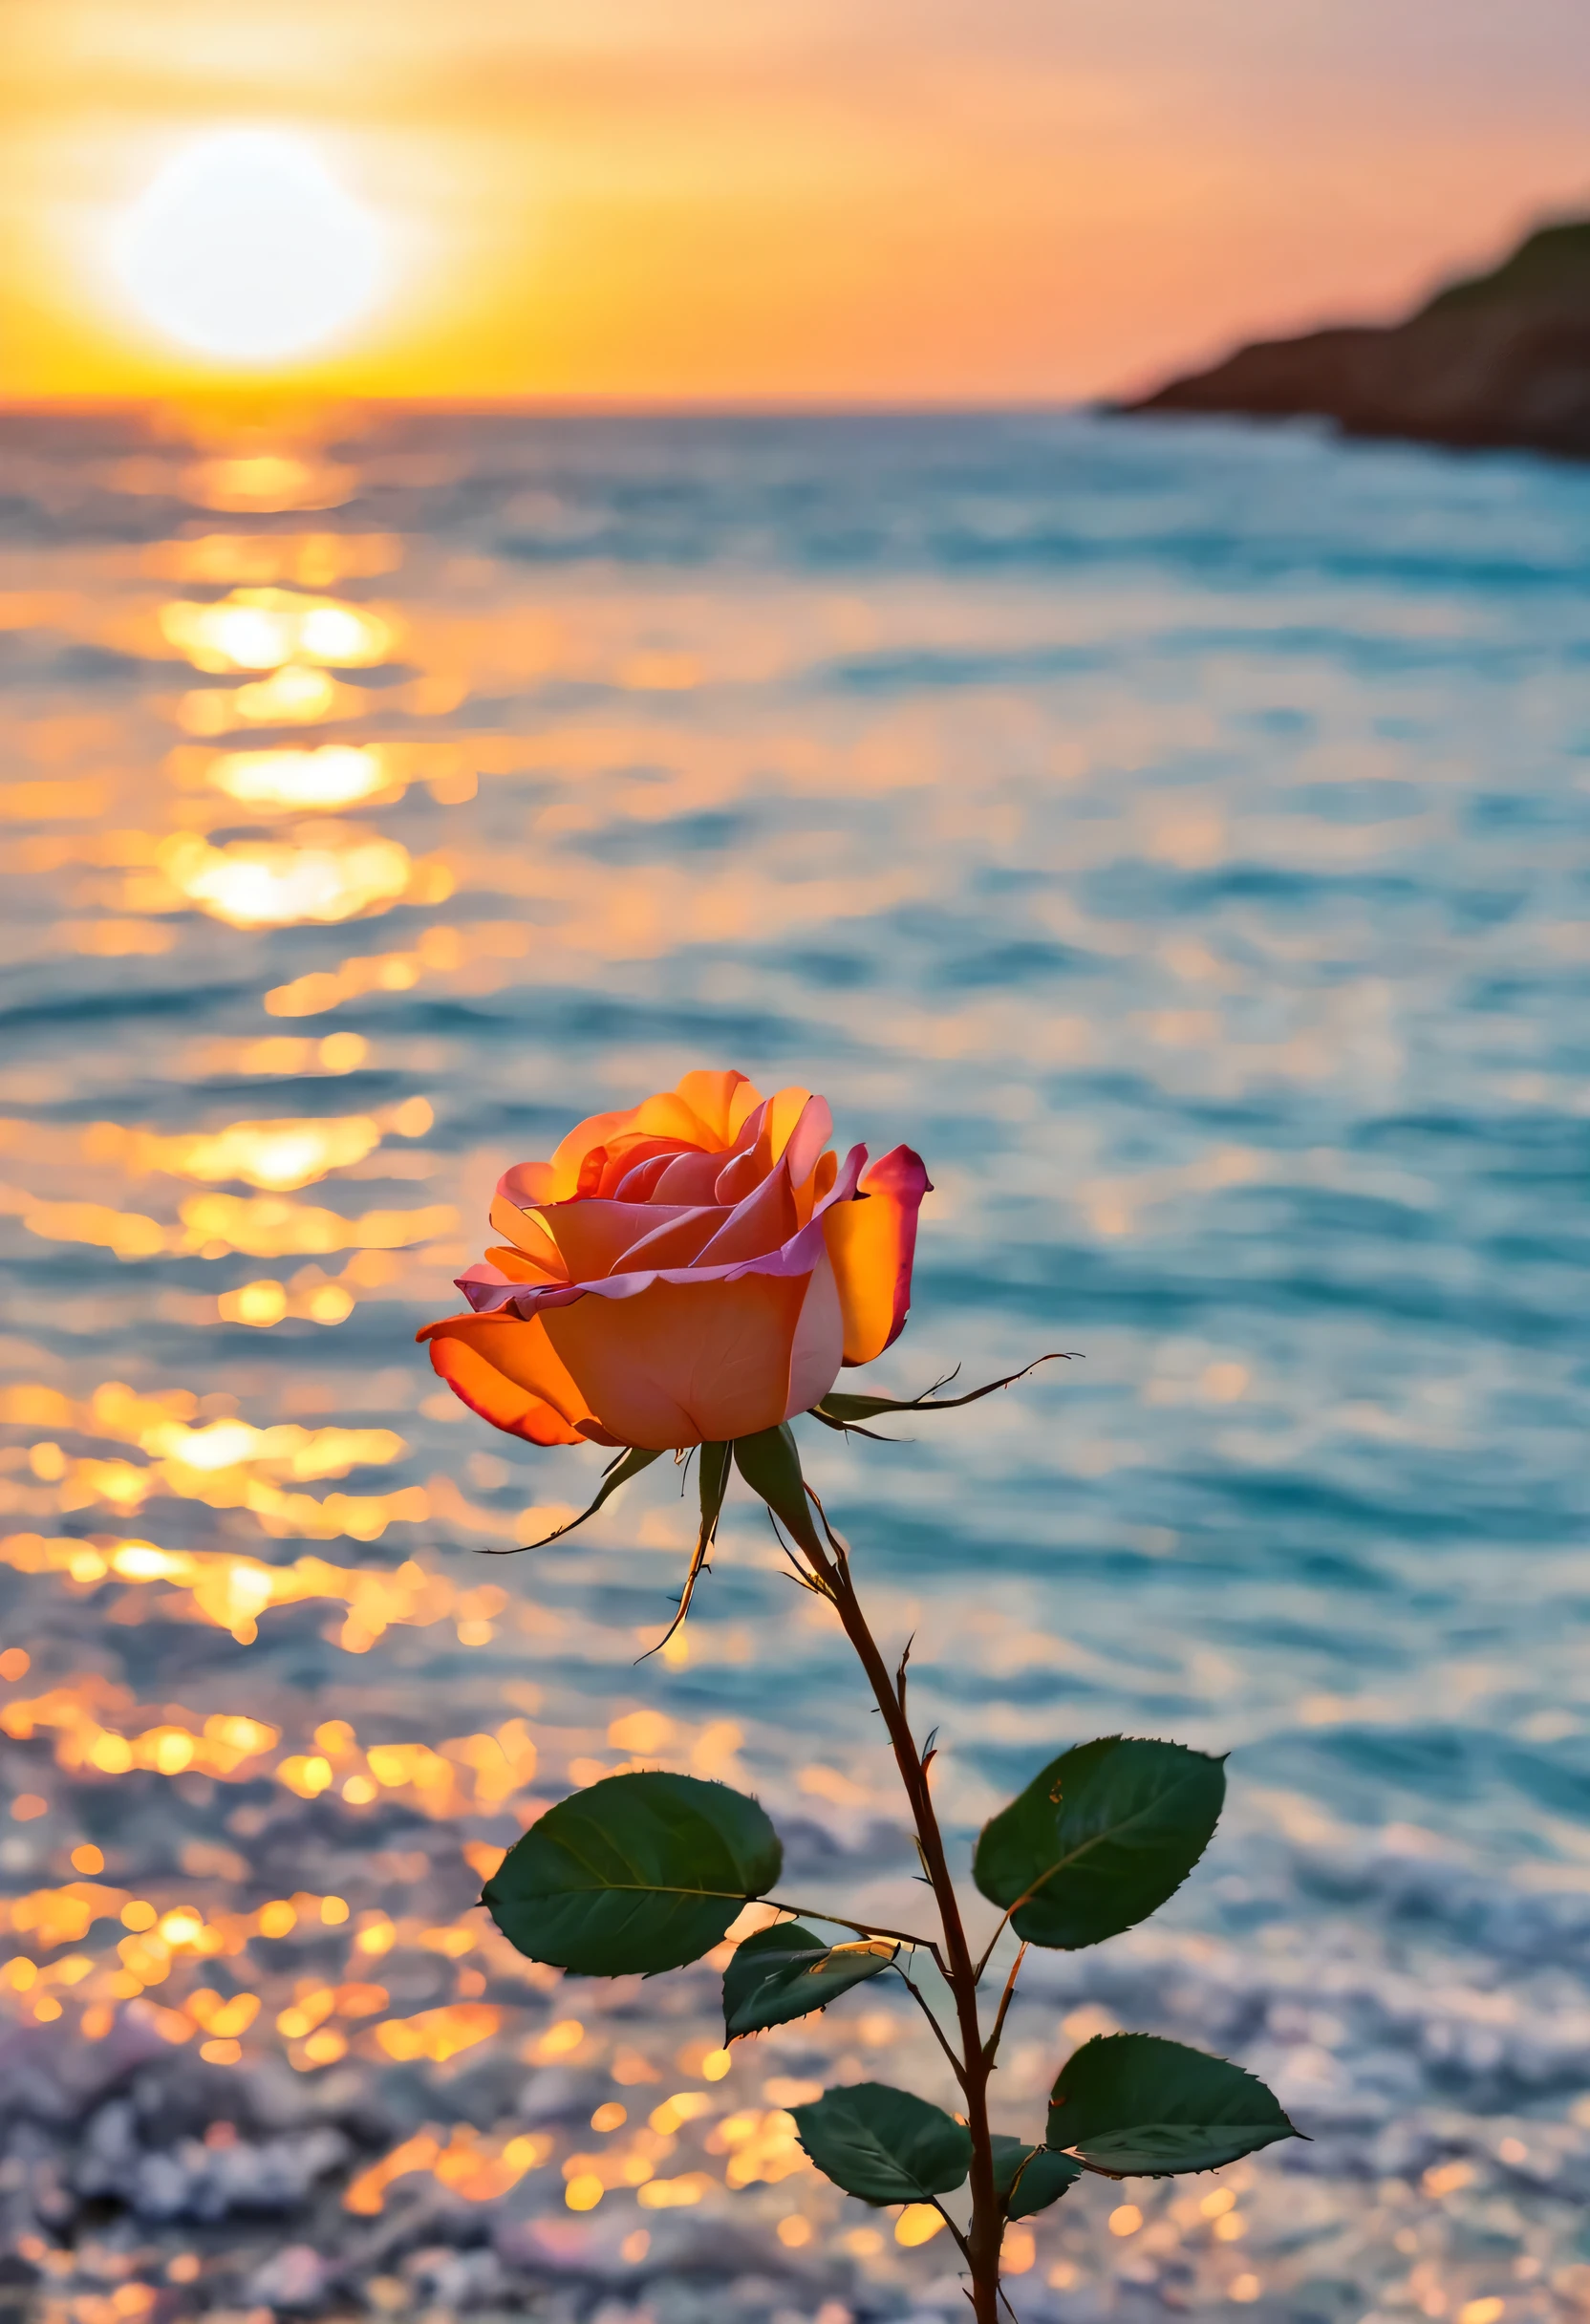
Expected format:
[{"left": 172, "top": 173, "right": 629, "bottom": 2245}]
[{"left": 1123, "top": 218, "right": 1590, "bottom": 459}]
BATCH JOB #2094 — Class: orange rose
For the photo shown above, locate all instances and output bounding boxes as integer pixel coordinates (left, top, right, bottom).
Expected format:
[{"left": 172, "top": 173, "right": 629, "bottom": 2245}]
[{"left": 419, "top": 1068, "right": 931, "bottom": 1452}]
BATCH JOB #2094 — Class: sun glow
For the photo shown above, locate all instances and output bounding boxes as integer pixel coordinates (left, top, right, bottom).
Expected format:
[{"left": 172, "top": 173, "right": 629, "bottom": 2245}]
[{"left": 113, "top": 132, "right": 387, "bottom": 366}]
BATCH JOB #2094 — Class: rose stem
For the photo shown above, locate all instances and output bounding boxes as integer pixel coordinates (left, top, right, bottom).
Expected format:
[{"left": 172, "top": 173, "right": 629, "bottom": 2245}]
[{"left": 803, "top": 1530, "right": 1004, "bottom": 2324}]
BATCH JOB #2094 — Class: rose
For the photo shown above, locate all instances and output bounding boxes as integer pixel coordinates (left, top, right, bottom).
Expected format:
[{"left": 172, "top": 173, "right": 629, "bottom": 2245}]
[{"left": 419, "top": 1069, "right": 931, "bottom": 1452}]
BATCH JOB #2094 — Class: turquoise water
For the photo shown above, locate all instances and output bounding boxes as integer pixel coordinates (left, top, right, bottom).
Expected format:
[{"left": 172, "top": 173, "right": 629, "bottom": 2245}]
[{"left": 0, "top": 409, "right": 1587, "bottom": 2322}]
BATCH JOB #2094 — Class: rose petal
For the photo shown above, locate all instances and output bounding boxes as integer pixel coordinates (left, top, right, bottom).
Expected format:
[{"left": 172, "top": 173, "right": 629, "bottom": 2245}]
[
  {"left": 713, "top": 1104, "right": 770, "bottom": 1202},
  {"left": 456, "top": 1256, "right": 551, "bottom": 1314},
  {"left": 546, "top": 1103, "right": 654, "bottom": 1198},
  {"left": 498, "top": 1160, "right": 557, "bottom": 1208},
  {"left": 652, "top": 1150, "right": 730, "bottom": 1204},
  {"left": 482, "top": 1241, "right": 564, "bottom": 1287},
  {"left": 588, "top": 1131, "right": 716, "bottom": 1199},
  {"left": 546, "top": 1104, "right": 698, "bottom": 1200},
  {"left": 820, "top": 1143, "right": 932, "bottom": 1366},
  {"left": 540, "top": 1272, "right": 816, "bottom": 1450},
  {"left": 485, "top": 1073, "right": 764, "bottom": 1216},
  {"left": 490, "top": 1146, "right": 867, "bottom": 1325},
  {"left": 783, "top": 1247, "right": 845, "bottom": 1419},
  {"left": 776, "top": 1091, "right": 832, "bottom": 1186},
  {"left": 610, "top": 1204, "right": 728, "bottom": 1272},
  {"left": 536, "top": 1197, "right": 709, "bottom": 1281},
  {"left": 633, "top": 1088, "right": 724, "bottom": 1143},
  {"left": 795, "top": 1146, "right": 840, "bottom": 1226},
  {"left": 718, "top": 1086, "right": 827, "bottom": 1204},
  {"left": 612, "top": 1151, "right": 680, "bottom": 1202},
  {"left": 674, "top": 1068, "right": 763, "bottom": 1146},
  {"left": 693, "top": 1153, "right": 799, "bottom": 1267},
  {"left": 420, "top": 1312, "right": 605, "bottom": 1447},
  {"left": 487, "top": 1190, "right": 568, "bottom": 1277}
]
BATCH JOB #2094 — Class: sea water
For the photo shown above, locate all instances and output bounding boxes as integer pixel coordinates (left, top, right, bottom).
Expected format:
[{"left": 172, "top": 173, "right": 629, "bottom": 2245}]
[{"left": 0, "top": 407, "right": 1587, "bottom": 2322}]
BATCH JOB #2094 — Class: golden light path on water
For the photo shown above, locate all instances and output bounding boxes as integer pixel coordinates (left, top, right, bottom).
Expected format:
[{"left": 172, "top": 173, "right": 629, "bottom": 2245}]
[
  {"left": 0, "top": 406, "right": 1588, "bottom": 2324},
  {"left": 0, "top": 420, "right": 1055, "bottom": 2318}
]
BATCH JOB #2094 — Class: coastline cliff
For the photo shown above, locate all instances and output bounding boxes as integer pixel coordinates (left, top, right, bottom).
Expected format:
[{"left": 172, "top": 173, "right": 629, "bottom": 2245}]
[{"left": 1122, "top": 219, "right": 1590, "bottom": 459}]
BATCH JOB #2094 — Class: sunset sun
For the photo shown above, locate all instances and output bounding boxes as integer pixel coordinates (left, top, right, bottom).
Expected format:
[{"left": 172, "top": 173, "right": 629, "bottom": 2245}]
[{"left": 113, "top": 131, "right": 387, "bottom": 366}]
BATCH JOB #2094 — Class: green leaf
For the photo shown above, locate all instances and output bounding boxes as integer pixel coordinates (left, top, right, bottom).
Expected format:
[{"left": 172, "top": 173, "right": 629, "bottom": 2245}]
[
  {"left": 810, "top": 1354, "right": 1070, "bottom": 1428},
  {"left": 991, "top": 2133, "right": 1031, "bottom": 2201},
  {"left": 722, "top": 1922, "right": 896, "bottom": 2040},
  {"left": 508, "top": 1445, "right": 662, "bottom": 1553},
  {"left": 790, "top": 2082, "right": 972, "bottom": 2206},
  {"left": 483, "top": 1771, "right": 782, "bottom": 1976},
  {"left": 643, "top": 1441, "right": 732, "bottom": 1659},
  {"left": 973, "top": 1736, "right": 1225, "bottom": 1949},
  {"left": 1047, "top": 2034, "right": 1299, "bottom": 2177},
  {"left": 733, "top": 1424, "right": 826, "bottom": 1559},
  {"left": 991, "top": 2135, "right": 1083, "bottom": 2219}
]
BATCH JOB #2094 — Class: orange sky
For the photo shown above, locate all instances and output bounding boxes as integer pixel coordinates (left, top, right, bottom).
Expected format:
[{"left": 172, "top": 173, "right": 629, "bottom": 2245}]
[{"left": 7, "top": 0, "right": 1590, "bottom": 403}]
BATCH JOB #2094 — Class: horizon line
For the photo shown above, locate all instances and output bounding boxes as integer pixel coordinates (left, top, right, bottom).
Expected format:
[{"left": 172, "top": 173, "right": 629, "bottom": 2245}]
[{"left": 0, "top": 391, "right": 1123, "bottom": 420}]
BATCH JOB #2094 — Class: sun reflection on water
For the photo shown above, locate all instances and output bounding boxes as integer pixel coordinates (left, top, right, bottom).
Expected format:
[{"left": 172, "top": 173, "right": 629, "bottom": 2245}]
[
  {"left": 143, "top": 532, "right": 403, "bottom": 587},
  {"left": 179, "top": 454, "right": 357, "bottom": 514},
  {"left": 91, "top": 1112, "right": 393, "bottom": 1189},
  {"left": 159, "top": 588, "right": 395, "bottom": 673},
  {"left": 149, "top": 827, "right": 444, "bottom": 927},
  {"left": 204, "top": 744, "right": 397, "bottom": 809},
  {"left": 176, "top": 665, "right": 348, "bottom": 734}
]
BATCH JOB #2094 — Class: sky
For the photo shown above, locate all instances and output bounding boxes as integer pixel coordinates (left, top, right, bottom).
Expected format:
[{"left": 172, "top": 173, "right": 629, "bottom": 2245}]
[{"left": 6, "top": 0, "right": 1590, "bottom": 403}]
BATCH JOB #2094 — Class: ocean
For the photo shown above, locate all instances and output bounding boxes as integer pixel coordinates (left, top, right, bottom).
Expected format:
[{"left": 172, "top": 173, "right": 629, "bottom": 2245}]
[{"left": 0, "top": 405, "right": 1587, "bottom": 2324}]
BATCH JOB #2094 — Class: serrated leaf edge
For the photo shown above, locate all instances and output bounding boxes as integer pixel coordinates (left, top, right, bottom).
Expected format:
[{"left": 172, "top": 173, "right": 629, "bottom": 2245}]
[
  {"left": 1046, "top": 2032, "right": 1303, "bottom": 2178},
  {"left": 978, "top": 1735, "right": 1227, "bottom": 1928}
]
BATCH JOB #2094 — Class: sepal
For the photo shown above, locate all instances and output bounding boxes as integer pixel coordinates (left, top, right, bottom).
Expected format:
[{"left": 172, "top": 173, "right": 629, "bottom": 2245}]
[
  {"left": 732, "top": 1423, "right": 827, "bottom": 1560},
  {"left": 507, "top": 1444, "right": 662, "bottom": 1552},
  {"left": 643, "top": 1441, "right": 732, "bottom": 1657},
  {"left": 810, "top": 1353, "right": 1070, "bottom": 1431}
]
